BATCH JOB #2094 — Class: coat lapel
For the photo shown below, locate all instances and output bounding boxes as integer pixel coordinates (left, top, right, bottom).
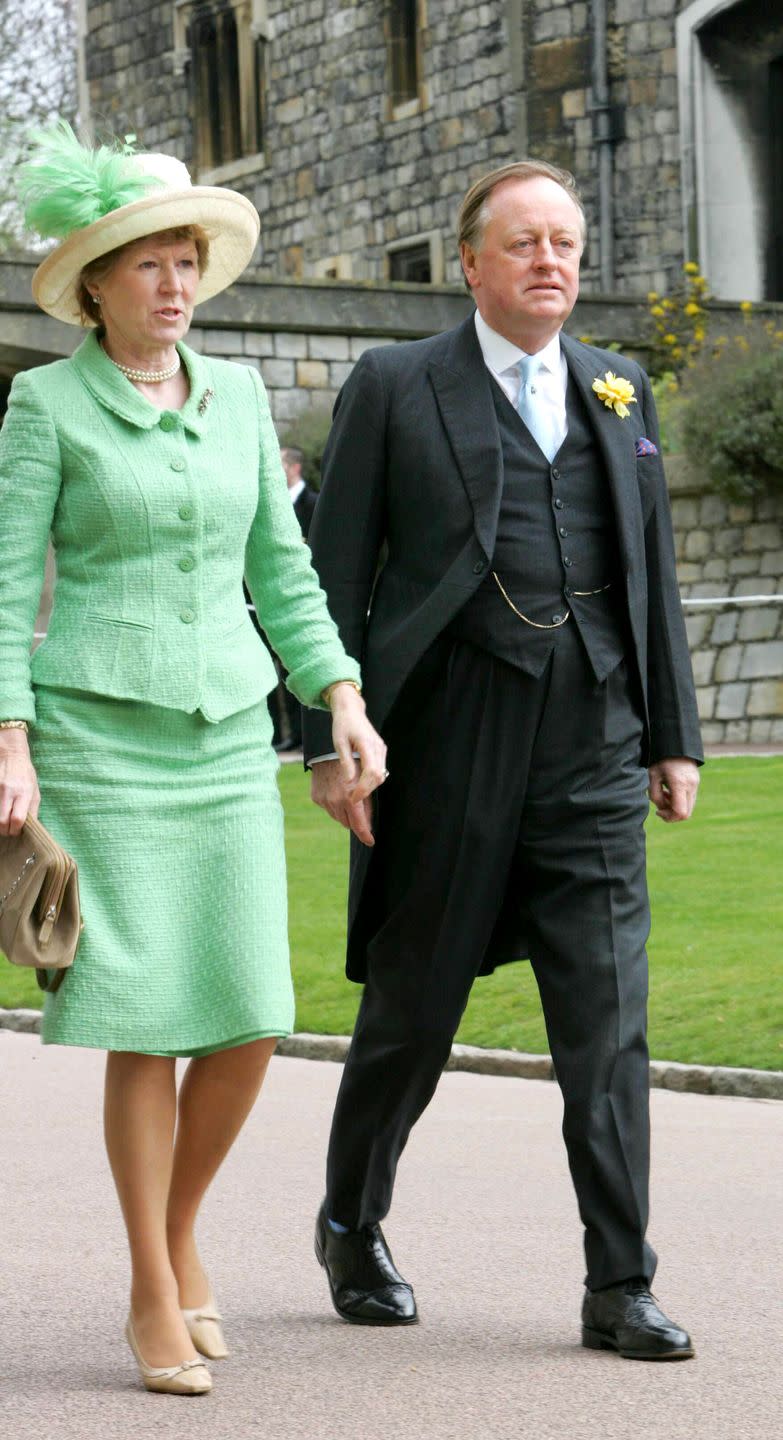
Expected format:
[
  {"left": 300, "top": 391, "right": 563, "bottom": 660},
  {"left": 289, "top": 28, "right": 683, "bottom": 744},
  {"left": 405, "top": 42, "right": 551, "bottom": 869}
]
[
  {"left": 560, "top": 333, "right": 643, "bottom": 574},
  {"left": 427, "top": 316, "right": 504, "bottom": 561}
]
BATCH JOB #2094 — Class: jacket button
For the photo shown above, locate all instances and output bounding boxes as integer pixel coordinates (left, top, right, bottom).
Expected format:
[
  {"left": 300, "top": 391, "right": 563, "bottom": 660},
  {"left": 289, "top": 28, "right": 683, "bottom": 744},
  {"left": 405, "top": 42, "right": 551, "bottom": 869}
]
[
  {"left": 178, "top": 504, "right": 194, "bottom": 521},
  {"left": 559, "top": 526, "right": 568, "bottom": 537},
  {"left": 179, "top": 554, "right": 196, "bottom": 572},
  {"left": 563, "top": 557, "right": 573, "bottom": 567},
  {"left": 180, "top": 607, "right": 195, "bottom": 624},
  {"left": 171, "top": 457, "right": 186, "bottom": 472},
  {"left": 473, "top": 560, "right": 485, "bottom": 574},
  {"left": 160, "top": 413, "right": 177, "bottom": 432},
  {"left": 552, "top": 467, "right": 560, "bottom": 479},
  {"left": 554, "top": 498, "right": 564, "bottom": 509}
]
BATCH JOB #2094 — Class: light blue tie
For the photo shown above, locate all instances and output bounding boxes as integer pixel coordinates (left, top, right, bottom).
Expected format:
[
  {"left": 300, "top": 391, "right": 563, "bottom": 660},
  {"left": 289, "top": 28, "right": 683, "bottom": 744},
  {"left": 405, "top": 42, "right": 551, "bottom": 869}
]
[{"left": 516, "top": 355, "right": 557, "bottom": 462}]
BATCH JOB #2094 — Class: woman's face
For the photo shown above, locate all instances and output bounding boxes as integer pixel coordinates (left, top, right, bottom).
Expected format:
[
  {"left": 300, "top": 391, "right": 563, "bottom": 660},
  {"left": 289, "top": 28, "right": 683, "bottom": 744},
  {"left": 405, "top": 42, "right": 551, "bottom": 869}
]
[{"left": 93, "top": 235, "right": 200, "bottom": 352}]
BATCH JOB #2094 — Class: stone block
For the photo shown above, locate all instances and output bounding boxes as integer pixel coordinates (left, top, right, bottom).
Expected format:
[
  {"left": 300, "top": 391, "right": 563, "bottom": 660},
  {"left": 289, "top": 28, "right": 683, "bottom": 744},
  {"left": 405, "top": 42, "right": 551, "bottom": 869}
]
[
  {"left": 329, "top": 361, "right": 355, "bottom": 388},
  {"left": 728, "top": 556, "right": 761, "bottom": 577},
  {"left": 530, "top": 37, "right": 589, "bottom": 92},
  {"left": 562, "top": 89, "right": 586, "bottom": 119},
  {"left": 711, "top": 611, "right": 739, "bottom": 646},
  {"left": 749, "top": 719, "right": 772, "bottom": 742},
  {"left": 297, "top": 359, "right": 330, "bottom": 388},
  {"left": 723, "top": 718, "right": 749, "bottom": 742},
  {"left": 676, "top": 564, "right": 703, "bottom": 583},
  {"left": 350, "top": 336, "right": 396, "bottom": 359},
  {"left": 728, "top": 502, "right": 753, "bottom": 523},
  {"left": 684, "top": 613, "right": 711, "bottom": 647},
  {"left": 770, "top": 719, "right": 783, "bottom": 742},
  {"left": 671, "top": 498, "right": 699, "bottom": 527},
  {"left": 715, "top": 683, "right": 749, "bottom": 720},
  {"left": 699, "top": 722, "right": 725, "bottom": 745},
  {"left": 760, "top": 550, "right": 783, "bottom": 577},
  {"left": 714, "top": 646, "right": 742, "bottom": 683},
  {"left": 732, "top": 578, "right": 776, "bottom": 596},
  {"left": 739, "top": 642, "right": 783, "bottom": 680},
  {"left": 274, "top": 332, "right": 308, "bottom": 359},
  {"left": 244, "top": 332, "right": 276, "bottom": 357},
  {"left": 747, "top": 680, "right": 783, "bottom": 717},
  {"left": 685, "top": 529, "right": 711, "bottom": 561},
  {"left": 703, "top": 559, "right": 728, "bottom": 582},
  {"left": 714, "top": 527, "right": 742, "bottom": 557},
  {"left": 738, "top": 609, "right": 780, "bottom": 642},
  {"left": 276, "top": 95, "right": 305, "bottom": 125},
  {"left": 309, "top": 334, "right": 350, "bottom": 362},
  {"left": 744, "top": 523, "right": 780, "bottom": 552},
  {"left": 696, "top": 686, "right": 715, "bottom": 721},
  {"left": 699, "top": 494, "right": 727, "bottom": 527},
  {"left": 203, "top": 329, "right": 242, "bottom": 355},
  {"left": 259, "top": 358, "right": 296, "bottom": 388},
  {"left": 690, "top": 650, "right": 715, "bottom": 686}
]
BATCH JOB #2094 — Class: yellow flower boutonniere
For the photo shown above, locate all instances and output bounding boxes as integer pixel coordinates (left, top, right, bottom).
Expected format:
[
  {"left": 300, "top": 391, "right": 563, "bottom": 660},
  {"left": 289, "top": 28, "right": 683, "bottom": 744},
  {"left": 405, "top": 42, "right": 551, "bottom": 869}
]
[{"left": 592, "top": 371, "right": 637, "bottom": 419}]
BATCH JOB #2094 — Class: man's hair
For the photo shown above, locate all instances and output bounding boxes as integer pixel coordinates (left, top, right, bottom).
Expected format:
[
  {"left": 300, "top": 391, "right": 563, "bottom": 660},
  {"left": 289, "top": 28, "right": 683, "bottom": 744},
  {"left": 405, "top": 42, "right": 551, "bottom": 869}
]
[
  {"left": 281, "top": 445, "right": 304, "bottom": 467},
  {"left": 457, "top": 160, "right": 587, "bottom": 255}
]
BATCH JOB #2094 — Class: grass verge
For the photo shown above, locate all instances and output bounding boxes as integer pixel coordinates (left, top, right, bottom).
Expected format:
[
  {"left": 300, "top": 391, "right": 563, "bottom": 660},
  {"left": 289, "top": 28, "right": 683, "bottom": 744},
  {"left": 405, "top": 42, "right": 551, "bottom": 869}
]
[{"left": 2, "top": 757, "right": 781, "bottom": 1071}]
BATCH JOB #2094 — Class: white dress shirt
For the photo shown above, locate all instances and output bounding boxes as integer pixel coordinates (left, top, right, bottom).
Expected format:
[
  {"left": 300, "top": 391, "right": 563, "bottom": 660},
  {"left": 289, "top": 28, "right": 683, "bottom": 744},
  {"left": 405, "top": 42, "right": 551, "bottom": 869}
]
[{"left": 473, "top": 310, "right": 568, "bottom": 455}]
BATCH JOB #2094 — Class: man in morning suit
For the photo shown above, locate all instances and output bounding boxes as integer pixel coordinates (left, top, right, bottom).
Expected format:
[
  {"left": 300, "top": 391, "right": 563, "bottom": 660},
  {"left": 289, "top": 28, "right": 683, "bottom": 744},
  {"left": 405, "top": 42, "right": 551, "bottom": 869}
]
[{"left": 303, "top": 161, "right": 702, "bottom": 1360}]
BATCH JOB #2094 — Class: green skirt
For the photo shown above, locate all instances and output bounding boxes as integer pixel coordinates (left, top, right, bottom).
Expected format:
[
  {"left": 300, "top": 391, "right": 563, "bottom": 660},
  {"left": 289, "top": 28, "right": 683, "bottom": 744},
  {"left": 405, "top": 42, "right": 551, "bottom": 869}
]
[{"left": 32, "top": 687, "right": 294, "bottom": 1056}]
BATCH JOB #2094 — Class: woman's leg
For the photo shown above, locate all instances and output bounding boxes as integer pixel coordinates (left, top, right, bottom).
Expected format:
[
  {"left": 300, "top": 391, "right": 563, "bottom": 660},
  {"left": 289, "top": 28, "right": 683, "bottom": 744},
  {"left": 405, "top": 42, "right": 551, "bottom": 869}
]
[
  {"left": 103, "top": 1050, "right": 198, "bottom": 1367},
  {"left": 167, "top": 1037, "right": 278, "bottom": 1306}
]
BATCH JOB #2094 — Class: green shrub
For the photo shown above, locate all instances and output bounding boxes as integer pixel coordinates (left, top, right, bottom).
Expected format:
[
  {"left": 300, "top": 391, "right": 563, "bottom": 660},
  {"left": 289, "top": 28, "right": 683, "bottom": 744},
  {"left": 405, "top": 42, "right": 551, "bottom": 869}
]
[
  {"left": 677, "top": 336, "right": 783, "bottom": 498},
  {"left": 279, "top": 405, "right": 334, "bottom": 490}
]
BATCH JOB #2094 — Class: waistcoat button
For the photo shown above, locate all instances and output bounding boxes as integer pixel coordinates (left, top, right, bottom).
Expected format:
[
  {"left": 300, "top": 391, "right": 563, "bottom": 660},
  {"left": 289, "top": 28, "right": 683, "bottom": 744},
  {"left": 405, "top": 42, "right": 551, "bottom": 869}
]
[
  {"left": 473, "top": 560, "right": 485, "bottom": 574},
  {"left": 554, "top": 498, "right": 564, "bottom": 509},
  {"left": 178, "top": 504, "right": 194, "bottom": 522}
]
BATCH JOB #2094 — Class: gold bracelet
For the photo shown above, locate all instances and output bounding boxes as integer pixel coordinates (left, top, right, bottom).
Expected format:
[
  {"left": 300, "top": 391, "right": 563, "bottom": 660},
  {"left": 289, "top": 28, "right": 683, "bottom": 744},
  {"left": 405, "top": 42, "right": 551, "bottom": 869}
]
[
  {"left": 0, "top": 720, "right": 29, "bottom": 732},
  {"left": 322, "top": 679, "right": 362, "bottom": 704}
]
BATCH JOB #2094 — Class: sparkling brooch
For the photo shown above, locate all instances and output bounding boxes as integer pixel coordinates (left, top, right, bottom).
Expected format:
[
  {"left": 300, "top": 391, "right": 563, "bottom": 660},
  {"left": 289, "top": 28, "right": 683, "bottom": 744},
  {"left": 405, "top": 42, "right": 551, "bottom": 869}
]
[{"left": 197, "top": 388, "right": 215, "bottom": 416}]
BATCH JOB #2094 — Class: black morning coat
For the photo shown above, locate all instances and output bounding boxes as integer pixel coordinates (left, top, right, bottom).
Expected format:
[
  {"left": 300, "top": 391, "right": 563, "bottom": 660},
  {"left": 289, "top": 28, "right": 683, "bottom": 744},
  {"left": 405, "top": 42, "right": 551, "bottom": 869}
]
[{"left": 303, "top": 315, "right": 703, "bottom": 972}]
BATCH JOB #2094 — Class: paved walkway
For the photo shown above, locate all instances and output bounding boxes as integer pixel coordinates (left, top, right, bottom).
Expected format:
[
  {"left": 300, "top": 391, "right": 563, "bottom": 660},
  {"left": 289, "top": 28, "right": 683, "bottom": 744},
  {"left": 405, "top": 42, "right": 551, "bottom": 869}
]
[{"left": 1, "top": 1031, "right": 780, "bottom": 1440}]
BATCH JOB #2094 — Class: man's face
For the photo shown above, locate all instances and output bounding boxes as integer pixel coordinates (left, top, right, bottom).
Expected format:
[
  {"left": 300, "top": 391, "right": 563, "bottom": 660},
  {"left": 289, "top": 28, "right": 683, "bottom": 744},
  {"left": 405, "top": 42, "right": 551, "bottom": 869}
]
[{"left": 460, "top": 176, "right": 583, "bottom": 349}]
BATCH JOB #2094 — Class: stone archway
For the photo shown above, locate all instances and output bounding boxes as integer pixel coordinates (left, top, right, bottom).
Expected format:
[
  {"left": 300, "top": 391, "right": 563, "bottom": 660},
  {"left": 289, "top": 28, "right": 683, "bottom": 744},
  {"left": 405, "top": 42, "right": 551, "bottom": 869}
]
[{"left": 677, "top": 0, "right": 783, "bottom": 300}]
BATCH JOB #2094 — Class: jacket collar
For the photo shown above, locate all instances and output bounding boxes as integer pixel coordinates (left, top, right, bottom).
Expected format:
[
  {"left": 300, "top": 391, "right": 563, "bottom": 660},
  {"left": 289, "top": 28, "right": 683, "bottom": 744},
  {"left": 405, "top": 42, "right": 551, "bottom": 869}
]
[{"left": 70, "top": 330, "right": 215, "bottom": 435}]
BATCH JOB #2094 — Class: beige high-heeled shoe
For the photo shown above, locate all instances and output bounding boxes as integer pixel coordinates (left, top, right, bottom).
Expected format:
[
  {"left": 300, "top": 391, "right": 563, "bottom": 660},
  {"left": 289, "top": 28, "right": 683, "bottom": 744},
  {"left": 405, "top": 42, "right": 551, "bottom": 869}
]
[
  {"left": 125, "top": 1315, "right": 212, "bottom": 1395},
  {"left": 181, "top": 1292, "right": 229, "bottom": 1361}
]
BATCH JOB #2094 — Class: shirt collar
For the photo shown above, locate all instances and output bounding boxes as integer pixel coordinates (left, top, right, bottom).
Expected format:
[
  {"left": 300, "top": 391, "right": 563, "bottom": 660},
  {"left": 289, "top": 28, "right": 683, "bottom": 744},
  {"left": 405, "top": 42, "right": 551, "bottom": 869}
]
[
  {"left": 70, "top": 330, "right": 215, "bottom": 435},
  {"left": 288, "top": 478, "right": 306, "bottom": 505},
  {"left": 473, "top": 310, "right": 563, "bottom": 379}
]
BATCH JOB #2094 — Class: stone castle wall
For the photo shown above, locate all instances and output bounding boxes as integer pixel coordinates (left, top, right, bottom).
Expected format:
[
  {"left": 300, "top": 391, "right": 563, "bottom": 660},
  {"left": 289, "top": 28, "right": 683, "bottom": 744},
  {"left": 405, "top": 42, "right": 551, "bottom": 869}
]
[
  {"left": 668, "top": 463, "right": 783, "bottom": 746},
  {"left": 84, "top": 0, "right": 693, "bottom": 296}
]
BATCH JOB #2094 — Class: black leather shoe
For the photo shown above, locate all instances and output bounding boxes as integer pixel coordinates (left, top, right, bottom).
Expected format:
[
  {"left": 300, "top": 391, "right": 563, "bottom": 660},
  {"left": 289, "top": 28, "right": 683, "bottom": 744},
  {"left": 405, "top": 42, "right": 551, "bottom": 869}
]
[
  {"left": 582, "top": 1280, "right": 694, "bottom": 1360},
  {"left": 314, "top": 1203, "right": 418, "bottom": 1325}
]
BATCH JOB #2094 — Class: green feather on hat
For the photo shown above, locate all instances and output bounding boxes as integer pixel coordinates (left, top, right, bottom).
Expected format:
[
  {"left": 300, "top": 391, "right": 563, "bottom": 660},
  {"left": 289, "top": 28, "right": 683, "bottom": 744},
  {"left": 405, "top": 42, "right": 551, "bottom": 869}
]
[{"left": 19, "top": 121, "right": 163, "bottom": 240}]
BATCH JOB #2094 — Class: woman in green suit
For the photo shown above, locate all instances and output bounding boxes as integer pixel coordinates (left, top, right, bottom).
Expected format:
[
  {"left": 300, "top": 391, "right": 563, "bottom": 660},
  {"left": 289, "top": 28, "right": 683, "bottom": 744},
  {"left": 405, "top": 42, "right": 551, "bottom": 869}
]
[{"left": 0, "top": 126, "right": 384, "bottom": 1395}]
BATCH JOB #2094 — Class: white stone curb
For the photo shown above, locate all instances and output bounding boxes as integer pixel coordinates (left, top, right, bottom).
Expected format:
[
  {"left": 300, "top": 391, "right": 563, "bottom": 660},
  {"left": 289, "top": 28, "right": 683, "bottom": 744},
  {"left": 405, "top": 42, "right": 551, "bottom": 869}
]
[{"left": 4, "top": 1010, "right": 779, "bottom": 1100}]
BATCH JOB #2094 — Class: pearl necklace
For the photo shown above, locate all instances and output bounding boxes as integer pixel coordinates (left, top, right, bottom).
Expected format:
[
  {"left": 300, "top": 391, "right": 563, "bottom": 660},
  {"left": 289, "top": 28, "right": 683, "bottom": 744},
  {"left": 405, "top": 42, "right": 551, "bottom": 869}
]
[{"left": 101, "top": 343, "right": 180, "bottom": 384}]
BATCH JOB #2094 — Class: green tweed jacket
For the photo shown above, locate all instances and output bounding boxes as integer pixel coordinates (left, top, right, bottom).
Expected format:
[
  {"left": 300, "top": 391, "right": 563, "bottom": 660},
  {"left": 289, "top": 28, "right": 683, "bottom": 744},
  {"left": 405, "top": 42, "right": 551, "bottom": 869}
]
[{"left": 0, "top": 331, "right": 360, "bottom": 723}]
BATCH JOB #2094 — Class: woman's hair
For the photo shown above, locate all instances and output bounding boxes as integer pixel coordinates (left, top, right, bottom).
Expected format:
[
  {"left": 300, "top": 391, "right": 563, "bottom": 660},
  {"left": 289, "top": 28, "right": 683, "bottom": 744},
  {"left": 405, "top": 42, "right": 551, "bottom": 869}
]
[
  {"left": 77, "top": 224, "right": 210, "bottom": 325},
  {"left": 457, "top": 160, "right": 586, "bottom": 255}
]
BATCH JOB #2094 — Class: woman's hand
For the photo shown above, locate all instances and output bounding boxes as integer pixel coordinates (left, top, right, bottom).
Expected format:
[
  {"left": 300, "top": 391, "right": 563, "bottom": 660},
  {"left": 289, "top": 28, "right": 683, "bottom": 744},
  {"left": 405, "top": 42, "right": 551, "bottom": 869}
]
[
  {"left": 310, "top": 684, "right": 387, "bottom": 847},
  {"left": 0, "top": 731, "right": 40, "bottom": 836}
]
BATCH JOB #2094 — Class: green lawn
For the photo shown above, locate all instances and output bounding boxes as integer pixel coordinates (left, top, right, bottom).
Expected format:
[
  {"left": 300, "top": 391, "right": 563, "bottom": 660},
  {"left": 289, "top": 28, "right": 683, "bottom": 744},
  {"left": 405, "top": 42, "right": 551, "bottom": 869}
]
[{"left": 2, "top": 757, "right": 781, "bottom": 1071}]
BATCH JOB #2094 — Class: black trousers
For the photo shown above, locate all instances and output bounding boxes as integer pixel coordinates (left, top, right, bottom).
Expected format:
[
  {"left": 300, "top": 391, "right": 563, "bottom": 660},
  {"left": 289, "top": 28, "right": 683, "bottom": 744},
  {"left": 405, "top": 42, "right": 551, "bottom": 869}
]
[{"left": 325, "top": 623, "right": 656, "bottom": 1291}]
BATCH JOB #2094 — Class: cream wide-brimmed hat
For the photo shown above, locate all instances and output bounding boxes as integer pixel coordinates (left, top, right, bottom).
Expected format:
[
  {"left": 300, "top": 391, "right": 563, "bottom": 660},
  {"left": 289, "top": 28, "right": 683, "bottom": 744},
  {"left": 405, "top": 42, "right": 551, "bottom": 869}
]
[{"left": 21, "top": 123, "right": 260, "bottom": 326}]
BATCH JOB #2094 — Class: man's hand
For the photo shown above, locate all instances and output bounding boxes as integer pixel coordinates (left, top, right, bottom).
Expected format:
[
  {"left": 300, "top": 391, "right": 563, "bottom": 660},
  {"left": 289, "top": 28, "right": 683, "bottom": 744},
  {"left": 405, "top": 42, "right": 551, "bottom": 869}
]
[
  {"left": 310, "top": 685, "right": 388, "bottom": 847},
  {"left": 648, "top": 757, "right": 700, "bottom": 823}
]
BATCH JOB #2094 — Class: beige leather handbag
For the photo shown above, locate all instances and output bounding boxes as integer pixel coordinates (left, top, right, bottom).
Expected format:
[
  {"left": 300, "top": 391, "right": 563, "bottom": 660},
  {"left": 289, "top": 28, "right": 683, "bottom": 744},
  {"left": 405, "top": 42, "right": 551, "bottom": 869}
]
[{"left": 0, "top": 814, "right": 81, "bottom": 993}]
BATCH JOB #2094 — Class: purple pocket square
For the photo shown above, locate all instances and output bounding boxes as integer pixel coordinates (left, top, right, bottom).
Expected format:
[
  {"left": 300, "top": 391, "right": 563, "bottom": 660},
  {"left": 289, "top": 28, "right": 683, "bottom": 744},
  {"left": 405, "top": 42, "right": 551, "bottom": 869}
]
[{"left": 635, "top": 436, "right": 658, "bottom": 457}]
